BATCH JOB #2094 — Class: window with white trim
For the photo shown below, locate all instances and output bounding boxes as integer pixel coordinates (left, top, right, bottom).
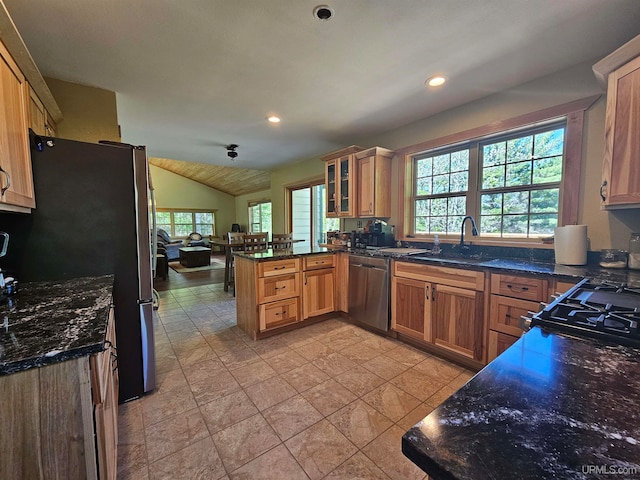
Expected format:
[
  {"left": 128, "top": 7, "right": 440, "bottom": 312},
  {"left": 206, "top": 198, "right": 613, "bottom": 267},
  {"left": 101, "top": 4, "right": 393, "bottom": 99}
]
[{"left": 248, "top": 201, "right": 272, "bottom": 235}]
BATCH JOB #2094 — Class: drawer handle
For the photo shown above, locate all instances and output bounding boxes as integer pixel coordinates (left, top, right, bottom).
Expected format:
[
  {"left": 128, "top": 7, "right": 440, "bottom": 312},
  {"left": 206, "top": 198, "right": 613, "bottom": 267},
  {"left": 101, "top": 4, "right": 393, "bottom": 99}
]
[
  {"left": 507, "top": 284, "right": 529, "bottom": 292},
  {"left": 275, "top": 285, "right": 286, "bottom": 290},
  {"left": 600, "top": 180, "right": 607, "bottom": 202},
  {"left": 0, "top": 165, "right": 11, "bottom": 196},
  {"left": 425, "top": 285, "right": 429, "bottom": 300},
  {"left": 273, "top": 266, "right": 286, "bottom": 270}
]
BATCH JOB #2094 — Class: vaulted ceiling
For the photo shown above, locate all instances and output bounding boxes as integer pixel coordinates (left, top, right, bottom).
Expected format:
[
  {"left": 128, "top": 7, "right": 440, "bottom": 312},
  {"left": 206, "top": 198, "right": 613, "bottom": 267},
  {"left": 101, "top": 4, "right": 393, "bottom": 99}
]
[{"left": 4, "top": 0, "right": 640, "bottom": 195}]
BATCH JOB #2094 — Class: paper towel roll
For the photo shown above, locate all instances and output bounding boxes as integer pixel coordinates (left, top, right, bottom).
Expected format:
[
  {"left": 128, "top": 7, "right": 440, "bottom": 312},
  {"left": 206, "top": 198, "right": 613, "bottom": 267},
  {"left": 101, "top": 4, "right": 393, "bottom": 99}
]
[{"left": 554, "top": 225, "right": 588, "bottom": 265}]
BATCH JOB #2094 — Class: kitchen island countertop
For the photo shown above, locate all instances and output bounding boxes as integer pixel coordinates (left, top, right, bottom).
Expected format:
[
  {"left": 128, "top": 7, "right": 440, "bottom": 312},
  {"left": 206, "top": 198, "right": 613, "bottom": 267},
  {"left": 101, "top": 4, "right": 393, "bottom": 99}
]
[
  {"left": 403, "top": 327, "right": 640, "bottom": 479},
  {"left": 0, "top": 275, "right": 114, "bottom": 375}
]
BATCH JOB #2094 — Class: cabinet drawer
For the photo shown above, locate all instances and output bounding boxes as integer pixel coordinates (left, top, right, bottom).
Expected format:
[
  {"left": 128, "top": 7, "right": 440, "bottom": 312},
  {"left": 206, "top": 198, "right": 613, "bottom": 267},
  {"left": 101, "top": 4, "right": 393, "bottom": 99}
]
[
  {"left": 489, "top": 295, "right": 540, "bottom": 337},
  {"left": 490, "top": 274, "right": 547, "bottom": 302},
  {"left": 259, "top": 258, "right": 300, "bottom": 277},
  {"left": 487, "top": 330, "right": 520, "bottom": 362},
  {"left": 304, "top": 254, "right": 335, "bottom": 270},
  {"left": 260, "top": 297, "right": 300, "bottom": 331},
  {"left": 258, "top": 273, "right": 300, "bottom": 303},
  {"left": 393, "top": 261, "right": 484, "bottom": 291}
]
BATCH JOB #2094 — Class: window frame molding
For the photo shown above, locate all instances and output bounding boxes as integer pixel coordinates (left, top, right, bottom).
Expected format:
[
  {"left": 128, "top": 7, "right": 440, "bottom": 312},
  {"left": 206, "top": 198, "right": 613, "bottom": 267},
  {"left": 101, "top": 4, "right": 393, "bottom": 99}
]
[
  {"left": 247, "top": 199, "right": 272, "bottom": 234},
  {"left": 156, "top": 208, "right": 218, "bottom": 238},
  {"left": 397, "top": 95, "right": 599, "bottom": 245}
]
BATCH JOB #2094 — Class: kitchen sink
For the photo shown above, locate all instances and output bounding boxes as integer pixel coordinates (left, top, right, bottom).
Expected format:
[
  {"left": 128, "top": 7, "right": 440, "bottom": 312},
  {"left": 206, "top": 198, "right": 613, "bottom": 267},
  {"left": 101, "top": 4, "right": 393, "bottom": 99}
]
[{"left": 408, "top": 255, "right": 488, "bottom": 265}]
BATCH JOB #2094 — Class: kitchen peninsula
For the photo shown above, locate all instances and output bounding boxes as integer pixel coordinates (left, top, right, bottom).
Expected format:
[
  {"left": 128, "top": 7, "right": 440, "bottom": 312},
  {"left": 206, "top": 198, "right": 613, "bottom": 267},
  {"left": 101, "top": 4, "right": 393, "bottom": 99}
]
[
  {"left": 234, "top": 245, "right": 341, "bottom": 340},
  {"left": 0, "top": 275, "right": 118, "bottom": 480}
]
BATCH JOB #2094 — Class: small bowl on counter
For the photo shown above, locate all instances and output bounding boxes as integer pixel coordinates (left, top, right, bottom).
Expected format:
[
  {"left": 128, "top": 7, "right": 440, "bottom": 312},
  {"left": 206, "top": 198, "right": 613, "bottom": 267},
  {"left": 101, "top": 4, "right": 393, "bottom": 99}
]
[{"left": 599, "top": 249, "right": 627, "bottom": 269}]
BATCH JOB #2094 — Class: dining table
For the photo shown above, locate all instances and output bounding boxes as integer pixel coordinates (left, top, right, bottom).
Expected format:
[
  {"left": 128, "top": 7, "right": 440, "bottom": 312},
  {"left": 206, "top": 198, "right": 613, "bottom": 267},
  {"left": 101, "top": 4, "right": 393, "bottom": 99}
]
[{"left": 209, "top": 238, "right": 305, "bottom": 292}]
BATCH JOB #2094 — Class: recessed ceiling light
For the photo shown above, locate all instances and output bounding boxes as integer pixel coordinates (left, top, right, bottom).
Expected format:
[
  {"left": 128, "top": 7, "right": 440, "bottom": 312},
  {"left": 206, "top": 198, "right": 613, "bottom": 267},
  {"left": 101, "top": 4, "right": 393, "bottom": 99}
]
[
  {"left": 313, "top": 5, "right": 334, "bottom": 21},
  {"left": 426, "top": 75, "right": 446, "bottom": 87},
  {"left": 266, "top": 115, "right": 281, "bottom": 124}
]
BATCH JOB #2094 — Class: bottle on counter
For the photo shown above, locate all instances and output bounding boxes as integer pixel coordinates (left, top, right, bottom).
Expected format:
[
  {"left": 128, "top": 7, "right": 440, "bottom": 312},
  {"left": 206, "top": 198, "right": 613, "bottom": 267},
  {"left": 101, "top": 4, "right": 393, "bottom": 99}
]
[{"left": 629, "top": 233, "right": 640, "bottom": 269}]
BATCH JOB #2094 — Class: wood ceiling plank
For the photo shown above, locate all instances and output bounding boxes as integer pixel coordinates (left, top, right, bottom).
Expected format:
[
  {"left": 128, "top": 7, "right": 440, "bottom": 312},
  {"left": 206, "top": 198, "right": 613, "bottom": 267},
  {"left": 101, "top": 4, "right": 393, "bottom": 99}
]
[{"left": 149, "top": 158, "right": 271, "bottom": 196}]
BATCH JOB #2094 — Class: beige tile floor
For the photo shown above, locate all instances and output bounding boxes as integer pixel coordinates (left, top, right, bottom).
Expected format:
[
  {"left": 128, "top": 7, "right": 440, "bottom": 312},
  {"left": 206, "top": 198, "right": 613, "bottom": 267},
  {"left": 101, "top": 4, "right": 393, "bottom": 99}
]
[{"left": 117, "top": 283, "right": 476, "bottom": 480}]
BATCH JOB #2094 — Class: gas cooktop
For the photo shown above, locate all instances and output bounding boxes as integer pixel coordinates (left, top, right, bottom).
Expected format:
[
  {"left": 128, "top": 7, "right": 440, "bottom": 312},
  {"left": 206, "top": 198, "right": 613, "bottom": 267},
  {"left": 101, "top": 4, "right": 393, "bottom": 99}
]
[{"left": 529, "top": 279, "right": 640, "bottom": 348}]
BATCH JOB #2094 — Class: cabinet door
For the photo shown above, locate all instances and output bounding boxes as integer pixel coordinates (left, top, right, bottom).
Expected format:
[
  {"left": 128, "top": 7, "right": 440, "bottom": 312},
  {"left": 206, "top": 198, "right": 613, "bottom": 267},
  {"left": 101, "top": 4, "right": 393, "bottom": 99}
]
[
  {"left": 489, "top": 295, "right": 539, "bottom": 337},
  {"left": 432, "top": 284, "right": 483, "bottom": 360},
  {"left": 487, "top": 330, "right": 519, "bottom": 362},
  {"left": 0, "top": 39, "right": 35, "bottom": 209},
  {"left": 358, "top": 156, "right": 375, "bottom": 217},
  {"left": 92, "top": 307, "right": 118, "bottom": 480},
  {"left": 602, "top": 55, "right": 640, "bottom": 207},
  {"left": 325, "top": 159, "right": 338, "bottom": 217},
  {"left": 338, "top": 155, "right": 355, "bottom": 216},
  {"left": 303, "top": 268, "right": 335, "bottom": 318},
  {"left": 391, "top": 276, "right": 430, "bottom": 341}
]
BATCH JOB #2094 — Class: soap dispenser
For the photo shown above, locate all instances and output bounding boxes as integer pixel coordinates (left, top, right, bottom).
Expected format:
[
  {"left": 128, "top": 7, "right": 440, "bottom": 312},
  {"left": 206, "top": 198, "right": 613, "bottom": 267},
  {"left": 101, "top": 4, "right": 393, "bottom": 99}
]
[{"left": 433, "top": 235, "right": 441, "bottom": 255}]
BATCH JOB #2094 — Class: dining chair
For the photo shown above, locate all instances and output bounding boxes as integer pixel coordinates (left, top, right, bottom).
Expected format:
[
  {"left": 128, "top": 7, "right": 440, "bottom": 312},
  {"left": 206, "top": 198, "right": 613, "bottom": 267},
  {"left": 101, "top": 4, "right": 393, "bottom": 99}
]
[
  {"left": 271, "top": 233, "right": 293, "bottom": 250},
  {"left": 243, "top": 233, "right": 269, "bottom": 252},
  {"left": 227, "top": 232, "right": 245, "bottom": 295}
]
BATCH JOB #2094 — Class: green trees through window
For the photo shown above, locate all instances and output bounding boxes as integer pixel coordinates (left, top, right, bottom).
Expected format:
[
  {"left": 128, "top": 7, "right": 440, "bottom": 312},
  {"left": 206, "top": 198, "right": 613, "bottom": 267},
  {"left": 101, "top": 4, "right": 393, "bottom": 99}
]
[{"left": 412, "top": 123, "right": 565, "bottom": 239}]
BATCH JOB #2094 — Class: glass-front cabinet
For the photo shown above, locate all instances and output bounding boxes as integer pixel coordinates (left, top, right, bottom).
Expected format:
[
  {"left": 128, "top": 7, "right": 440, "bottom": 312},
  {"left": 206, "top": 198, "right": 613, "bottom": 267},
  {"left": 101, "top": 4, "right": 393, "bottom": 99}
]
[{"left": 322, "top": 146, "right": 361, "bottom": 218}]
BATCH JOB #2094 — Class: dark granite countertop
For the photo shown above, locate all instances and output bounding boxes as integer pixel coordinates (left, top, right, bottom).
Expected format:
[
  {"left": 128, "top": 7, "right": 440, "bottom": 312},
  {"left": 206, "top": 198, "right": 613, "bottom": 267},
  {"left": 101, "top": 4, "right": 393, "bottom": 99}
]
[
  {"left": 403, "top": 327, "right": 640, "bottom": 480},
  {"left": 234, "top": 244, "right": 332, "bottom": 261},
  {"left": 0, "top": 275, "right": 114, "bottom": 376},
  {"left": 236, "top": 244, "right": 640, "bottom": 286}
]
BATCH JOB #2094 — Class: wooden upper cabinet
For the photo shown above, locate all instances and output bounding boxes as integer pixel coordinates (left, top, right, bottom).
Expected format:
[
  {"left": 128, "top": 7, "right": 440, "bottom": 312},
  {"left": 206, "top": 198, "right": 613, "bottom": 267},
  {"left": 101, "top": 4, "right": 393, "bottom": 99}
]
[
  {"left": 28, "top": 85, "right": 46, "bottom": 136},
  {"left": 355, "top": 147, "right": 394, "bottom": 218},
  {"left": 322, "top": 145, "right": 362, "bottom": 218},
  {"left": 594, "top": 35, "right": 640, "bottom": 207},
  {"left": 0, "top": 38, "right": 35, "bottom": 210}
]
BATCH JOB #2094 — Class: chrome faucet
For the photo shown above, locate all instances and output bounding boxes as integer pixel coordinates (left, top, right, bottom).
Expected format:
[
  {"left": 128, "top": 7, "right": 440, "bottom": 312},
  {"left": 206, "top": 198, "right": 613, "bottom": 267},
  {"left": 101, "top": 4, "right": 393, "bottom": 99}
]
[{"left": 459, "top": 216, "right": 478, "bottom": 251}]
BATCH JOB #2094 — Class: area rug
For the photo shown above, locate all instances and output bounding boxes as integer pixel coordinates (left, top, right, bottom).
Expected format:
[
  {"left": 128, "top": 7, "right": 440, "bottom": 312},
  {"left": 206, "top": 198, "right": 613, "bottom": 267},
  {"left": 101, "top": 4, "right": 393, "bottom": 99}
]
[{"left": 169, "top": 257, "right": 226, "bottom": 273}]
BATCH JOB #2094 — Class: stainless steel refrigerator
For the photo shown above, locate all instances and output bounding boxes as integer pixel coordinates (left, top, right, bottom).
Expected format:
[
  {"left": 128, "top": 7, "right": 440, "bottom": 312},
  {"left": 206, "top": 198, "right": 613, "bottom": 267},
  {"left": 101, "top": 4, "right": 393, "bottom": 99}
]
[{"left": 3, "top": 134, "right": 156, "bottom": 403}]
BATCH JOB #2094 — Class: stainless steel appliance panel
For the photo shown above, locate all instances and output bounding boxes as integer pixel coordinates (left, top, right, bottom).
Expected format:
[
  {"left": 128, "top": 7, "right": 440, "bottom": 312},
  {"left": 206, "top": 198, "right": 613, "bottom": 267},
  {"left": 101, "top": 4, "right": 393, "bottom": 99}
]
[{"left": 348, "top": 254, "right": 390, "bottom": 332}]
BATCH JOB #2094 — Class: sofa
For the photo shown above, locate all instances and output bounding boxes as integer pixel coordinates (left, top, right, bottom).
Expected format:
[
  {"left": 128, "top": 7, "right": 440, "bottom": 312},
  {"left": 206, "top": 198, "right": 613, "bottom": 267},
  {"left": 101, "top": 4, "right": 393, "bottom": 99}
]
[{"left": 156, "top": 228, "right": 183, "bottom": 261}]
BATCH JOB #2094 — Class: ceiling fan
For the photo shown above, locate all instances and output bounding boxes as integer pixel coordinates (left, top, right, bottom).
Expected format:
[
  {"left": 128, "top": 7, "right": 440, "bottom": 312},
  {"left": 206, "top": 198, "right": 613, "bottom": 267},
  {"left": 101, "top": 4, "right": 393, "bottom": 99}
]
[{"left": 226, "top": 143, "right": 239, "bottom": 161}]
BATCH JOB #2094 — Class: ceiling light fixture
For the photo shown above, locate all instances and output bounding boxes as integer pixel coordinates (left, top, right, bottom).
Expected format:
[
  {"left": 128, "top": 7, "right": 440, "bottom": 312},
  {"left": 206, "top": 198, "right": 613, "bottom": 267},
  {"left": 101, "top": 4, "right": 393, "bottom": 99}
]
[
  {"left": 426, "top": 75, "right": 446, "bottom": 87},
  {"left": 226, "top": 144, "right": 239, "bottom": 161},
  {"left": 313, "top": 5, "right": 334, "bottom": 21},
  {"left": 266, "top": 115, "right": 281, "bottom": 124}
]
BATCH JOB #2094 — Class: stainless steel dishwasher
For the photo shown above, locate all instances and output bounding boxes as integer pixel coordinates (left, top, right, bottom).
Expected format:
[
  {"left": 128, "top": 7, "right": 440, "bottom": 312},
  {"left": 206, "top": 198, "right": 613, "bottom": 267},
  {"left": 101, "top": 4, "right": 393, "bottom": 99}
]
[{"left": 348, "top": 254, "right": 390, "bottom": 332}]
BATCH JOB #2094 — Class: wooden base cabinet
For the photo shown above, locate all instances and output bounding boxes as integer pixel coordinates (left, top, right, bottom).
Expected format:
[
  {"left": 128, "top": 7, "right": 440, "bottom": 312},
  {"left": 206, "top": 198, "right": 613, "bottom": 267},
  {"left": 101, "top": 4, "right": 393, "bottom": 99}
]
[
  {"left": 236, "top": 254, "right": 337, "bottom": 339},
  {"left": 487, "top": 273, "right": 548, "bottom": 362},
  {"left": 303, "top": 254, "right": 335, "bottom": 319},
  {"left": 91, "top": 307, "right": 119, "bottom": 480},
  {"left": 391, "top": 261, "right": 485, "bottom": 363},
  {"left": 0, "top": 308, "right": 117, "bottom": 480}
]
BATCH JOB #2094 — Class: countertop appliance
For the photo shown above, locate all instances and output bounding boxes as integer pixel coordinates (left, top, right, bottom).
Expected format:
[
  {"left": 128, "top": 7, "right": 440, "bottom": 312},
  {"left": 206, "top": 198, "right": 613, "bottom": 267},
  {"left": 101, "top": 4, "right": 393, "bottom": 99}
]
[
  {"left": 348, "top": 254, "right": 390, "bottom": 332},
  {"left": 2, "top": 134, "right": 156, "bottom": 402},
  {"left": 524, "top": 278, "right": 640, "bottom": 347}
]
